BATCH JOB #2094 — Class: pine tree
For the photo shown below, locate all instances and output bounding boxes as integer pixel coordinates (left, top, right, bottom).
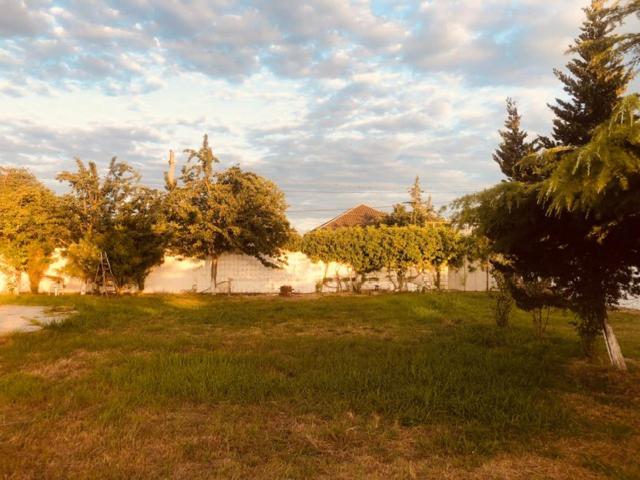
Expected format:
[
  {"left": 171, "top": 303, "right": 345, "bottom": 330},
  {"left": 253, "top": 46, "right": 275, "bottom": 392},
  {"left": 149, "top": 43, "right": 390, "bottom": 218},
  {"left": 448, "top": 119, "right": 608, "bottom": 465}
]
[
  {"left": 609, "top": 0, "right": 640, "bottom": 67},
  {"left": 492, "top": 98, "right": 533, "bottom": 181},
  {"left": 549, "top": 0, "right": 633, "bottom": 147},
  {"left": 384, "top": 177, "right": 438, "bottom": 226},
  {"left": 409, "top": 176, "right": 433, "bottom": 221}
]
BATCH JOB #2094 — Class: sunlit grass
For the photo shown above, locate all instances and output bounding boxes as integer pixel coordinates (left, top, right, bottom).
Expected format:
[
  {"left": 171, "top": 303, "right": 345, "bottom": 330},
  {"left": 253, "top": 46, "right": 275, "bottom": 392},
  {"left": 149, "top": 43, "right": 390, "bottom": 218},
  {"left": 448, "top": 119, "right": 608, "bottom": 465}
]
[{"left": 0, "top": 292, "right": 638, "bottom": 478}]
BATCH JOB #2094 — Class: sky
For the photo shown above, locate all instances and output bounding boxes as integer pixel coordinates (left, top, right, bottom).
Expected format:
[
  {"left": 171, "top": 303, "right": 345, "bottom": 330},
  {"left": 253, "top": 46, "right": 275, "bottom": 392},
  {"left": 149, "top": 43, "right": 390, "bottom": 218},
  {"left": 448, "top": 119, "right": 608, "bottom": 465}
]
[{"left": 0, "top": 0, "right": 636, "bottom": 231}]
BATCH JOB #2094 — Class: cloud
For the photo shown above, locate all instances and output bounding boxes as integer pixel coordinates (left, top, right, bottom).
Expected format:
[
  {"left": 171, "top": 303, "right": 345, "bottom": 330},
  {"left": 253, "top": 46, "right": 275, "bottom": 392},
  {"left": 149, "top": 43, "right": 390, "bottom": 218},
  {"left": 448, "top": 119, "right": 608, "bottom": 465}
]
[
  {"left": 2, "top": 0, "right": 631, "bottom": 230},
  {"left": 0, "top": 120, "right": 167, "bottom": 187},
  {"left": 0, "top": 0, "right": 50, "bottom": 37},
  {"left": 0, "top": 0, "right": 594, "bottom": 93},
  {"left": 402, "top": 0, "right": 588, "bottom": 85}
]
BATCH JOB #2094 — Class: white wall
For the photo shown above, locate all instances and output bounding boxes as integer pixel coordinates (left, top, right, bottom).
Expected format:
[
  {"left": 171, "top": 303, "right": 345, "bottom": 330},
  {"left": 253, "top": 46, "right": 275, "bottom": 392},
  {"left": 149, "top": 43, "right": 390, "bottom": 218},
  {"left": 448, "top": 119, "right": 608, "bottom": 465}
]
[
  {"left": 448, "top": 262, "right": 494, "bottom": 292},
  {"left": 145, "top": 253, "right": 446, "bottom": 294},
  {"left": 0, "top": 251, "right": 85, "bottom": 294},
  {"left": 1, "top": 251, "right": 447, "bottom": 295}
]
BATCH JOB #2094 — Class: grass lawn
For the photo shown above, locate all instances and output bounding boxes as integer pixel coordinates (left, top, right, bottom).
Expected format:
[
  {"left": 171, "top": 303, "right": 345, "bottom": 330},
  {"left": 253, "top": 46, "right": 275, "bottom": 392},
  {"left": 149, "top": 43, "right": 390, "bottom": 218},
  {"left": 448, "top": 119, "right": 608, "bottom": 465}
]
[{"left": 0, "top": 292, "right": 639, "bottom": 479}]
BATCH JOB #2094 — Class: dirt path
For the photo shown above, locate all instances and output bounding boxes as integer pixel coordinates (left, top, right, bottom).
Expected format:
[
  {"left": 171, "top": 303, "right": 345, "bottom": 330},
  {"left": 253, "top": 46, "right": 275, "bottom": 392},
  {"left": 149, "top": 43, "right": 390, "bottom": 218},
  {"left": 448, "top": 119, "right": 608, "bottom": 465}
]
[{"left": 0, "top": 306, "right": 68, "bottom": 335}]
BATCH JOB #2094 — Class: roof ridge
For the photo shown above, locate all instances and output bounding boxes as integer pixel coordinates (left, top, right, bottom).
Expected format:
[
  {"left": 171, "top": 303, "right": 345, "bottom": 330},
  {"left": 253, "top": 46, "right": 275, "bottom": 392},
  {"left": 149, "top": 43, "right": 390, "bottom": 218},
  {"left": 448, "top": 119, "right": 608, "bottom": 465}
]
[{"left": 314, "top": 204, "right": 385, "bottom": 230}]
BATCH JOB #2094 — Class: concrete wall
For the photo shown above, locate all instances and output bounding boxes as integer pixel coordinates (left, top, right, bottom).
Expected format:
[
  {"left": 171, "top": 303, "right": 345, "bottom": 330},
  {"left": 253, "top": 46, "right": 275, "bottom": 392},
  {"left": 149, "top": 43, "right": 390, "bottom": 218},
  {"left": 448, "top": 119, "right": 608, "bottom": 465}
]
[
  {"left": 145, "top": 253, "right": 447, "bottom": 294},
  {"left": 0, "top": 251, "right": 447, "bottom": 295},
  {"left": 2, "top": 253, "right": 638, "bottom": 309},
  {"left": 447, "top": 262, "right": 495, "bottom": 292},
  {"left": 621, "top": 297, "right": 640, "bottom": 310},
  {"left": 0, "top": 252, "right": 85, "bottom": 294}
]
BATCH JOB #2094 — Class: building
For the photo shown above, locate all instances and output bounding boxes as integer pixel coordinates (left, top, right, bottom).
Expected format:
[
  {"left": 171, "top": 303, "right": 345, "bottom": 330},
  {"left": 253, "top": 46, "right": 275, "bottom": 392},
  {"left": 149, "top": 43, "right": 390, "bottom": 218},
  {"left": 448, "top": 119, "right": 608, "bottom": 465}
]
[{"left": 315, "top": 204, "right": 385, "bottom": 230}]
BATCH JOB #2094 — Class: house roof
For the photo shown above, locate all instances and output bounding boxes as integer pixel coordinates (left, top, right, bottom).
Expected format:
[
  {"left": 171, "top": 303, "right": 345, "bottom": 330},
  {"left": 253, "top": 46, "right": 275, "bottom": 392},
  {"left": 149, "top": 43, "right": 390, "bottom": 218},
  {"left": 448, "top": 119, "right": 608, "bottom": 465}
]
[{"left": 315, "top": 204, "right": 386, "bottom": 230}]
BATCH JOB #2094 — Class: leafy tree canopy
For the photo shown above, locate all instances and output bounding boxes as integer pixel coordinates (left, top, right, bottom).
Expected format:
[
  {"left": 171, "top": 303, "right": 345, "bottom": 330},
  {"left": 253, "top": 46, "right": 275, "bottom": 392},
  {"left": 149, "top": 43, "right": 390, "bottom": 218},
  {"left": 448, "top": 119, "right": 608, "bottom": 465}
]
[
  {"left": 58, "top": 158, "right": 166, "bottom": 291},
  {"left": 493, "top": 98, "right": 538, "bottom": 181},
  {"left": 0, "top": 168, "right": 65, "bottom": 292},
  {"left": 609, "top": 0, "right": 640, "bottom": 66},
  {"left": 382, "top": 176, "right": 440, "bottom": 227},
  {"left": 302, "top": 225, "right": 463, "bottom": 292},
  {"left": 164, "top": 135, "right": 293, "bottom": 288}
]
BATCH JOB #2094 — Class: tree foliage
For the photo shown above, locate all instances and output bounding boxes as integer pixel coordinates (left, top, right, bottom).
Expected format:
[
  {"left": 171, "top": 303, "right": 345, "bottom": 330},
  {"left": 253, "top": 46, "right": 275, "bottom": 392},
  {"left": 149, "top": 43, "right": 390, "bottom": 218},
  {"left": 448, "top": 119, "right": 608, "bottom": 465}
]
[
  {"left": 0, "top": 168, "right": 65, "bottom": 293},
  {"left": 609, "top": 0, "right": 640, "bottom": 67},
  {"left": 492, "top": 98, "right": 537, "bottom": 181},
  {"left": 164, "top": 135, "right": 293, "bottom": 288},
  {"left": 453, "top": 95, "right": 640, "bottom": 357},
  {"left": 548, "top": 0, "right": 633, "bottom": 147},
  {"left": 302, "top": 225, "right": 463, "bottom": 292},
  {"left": 58, "top": 158, "right": 166, "bottom": 291},
  {"left": 382, "top": 176, "right": 440, "bottom": 227}
]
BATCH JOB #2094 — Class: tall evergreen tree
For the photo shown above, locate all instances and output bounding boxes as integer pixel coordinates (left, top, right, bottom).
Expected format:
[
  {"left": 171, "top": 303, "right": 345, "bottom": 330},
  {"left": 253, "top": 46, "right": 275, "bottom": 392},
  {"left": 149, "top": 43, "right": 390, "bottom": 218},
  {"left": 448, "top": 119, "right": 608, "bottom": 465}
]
[
  {"left": 384, "top": 177, "right": 438, "bottom": 227},
  {"left": 409, "top": 176, "right": 434, "bottom": 222},
  {"left": 549, "top": 0, "right": 633, "bottom": 147},
  {"left": 609, "top": 0, "right": 640, "bottom": 66},
  {"left": 492, "top": 98, "right": 534, "bottom": 181}
]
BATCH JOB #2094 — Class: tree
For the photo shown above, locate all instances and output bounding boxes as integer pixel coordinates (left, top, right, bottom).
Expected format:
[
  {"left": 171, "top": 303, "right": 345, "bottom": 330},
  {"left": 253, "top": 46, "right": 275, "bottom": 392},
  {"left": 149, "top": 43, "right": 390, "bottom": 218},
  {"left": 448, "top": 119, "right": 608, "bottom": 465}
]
[
  {"left": 383, "top": 176, "right": 439, "bottom": 226},
  {"left": 164, "top": 135, "right": 293, "bottom": 289},
  {"left": 492, "top": 98, "right": 537, "bottom": 181},
  {"left": 609, "top": 0, "right": 640, "bottom": 67},
  {"left": 0, "top": 168, "right": 65, "bottom": 293},
  {"left": 453, "top": 96, "right": 640, "bottom": 370},
  {"left": 101, "top": 188, "right": 166, "bottom": 290},
  {"left": 492, "top": 271, "right": 515, "bottom": 328},
  {"left": 301, "top": 227, "right": 383, "bottom": 292},
  {"left": 58, "top": 159, "right": 166, "bottom": 291},
  {"left": 302, "top": 225, "right": 463, "bottom": 293},
  {"left": 548, "top": 0, "right": 633, "bottom": 147}
]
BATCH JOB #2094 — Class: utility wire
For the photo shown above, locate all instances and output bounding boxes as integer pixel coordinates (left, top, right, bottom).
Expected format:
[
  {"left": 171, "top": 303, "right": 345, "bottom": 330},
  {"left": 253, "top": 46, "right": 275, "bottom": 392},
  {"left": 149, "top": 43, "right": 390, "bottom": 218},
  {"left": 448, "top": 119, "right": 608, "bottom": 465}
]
[
  {"left": 287, "top": 205, "right": 395, "bottom": 213},
  {"left": 144, "top": 182, "right": 479, "bottom": 194}
]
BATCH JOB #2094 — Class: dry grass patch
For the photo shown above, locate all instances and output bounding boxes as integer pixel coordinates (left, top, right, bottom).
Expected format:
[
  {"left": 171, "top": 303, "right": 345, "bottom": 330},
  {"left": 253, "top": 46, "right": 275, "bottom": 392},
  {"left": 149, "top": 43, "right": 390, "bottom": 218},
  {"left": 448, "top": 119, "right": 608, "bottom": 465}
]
[{"left": 25, "top": 350, "right": 101, "bottom": 380}]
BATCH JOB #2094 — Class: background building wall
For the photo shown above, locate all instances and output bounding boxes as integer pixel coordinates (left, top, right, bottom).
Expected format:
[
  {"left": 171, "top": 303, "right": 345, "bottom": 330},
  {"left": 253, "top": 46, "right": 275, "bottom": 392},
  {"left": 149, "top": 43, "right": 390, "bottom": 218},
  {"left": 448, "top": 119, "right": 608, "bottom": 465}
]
[
  {"left": 447, "top": 262, "right": 495, "bottom": 292},
  {"left": 1, "top": 251, "right": 448, "bottom": 295}
]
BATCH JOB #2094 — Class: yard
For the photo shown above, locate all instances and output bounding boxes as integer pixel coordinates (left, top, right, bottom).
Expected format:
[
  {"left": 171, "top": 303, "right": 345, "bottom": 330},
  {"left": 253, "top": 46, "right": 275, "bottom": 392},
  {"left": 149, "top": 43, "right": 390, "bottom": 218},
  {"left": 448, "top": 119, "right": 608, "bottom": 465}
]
[{"left": 0, "top": 292, "right": 639, "bottom": 479}]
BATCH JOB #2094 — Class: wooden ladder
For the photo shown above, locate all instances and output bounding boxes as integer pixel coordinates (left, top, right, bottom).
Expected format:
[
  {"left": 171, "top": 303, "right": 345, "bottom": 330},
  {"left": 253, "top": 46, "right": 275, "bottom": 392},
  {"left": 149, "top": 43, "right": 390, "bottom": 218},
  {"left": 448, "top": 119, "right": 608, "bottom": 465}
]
[{"left": 94, "top": 252, "right": 118, "bottom": 295}]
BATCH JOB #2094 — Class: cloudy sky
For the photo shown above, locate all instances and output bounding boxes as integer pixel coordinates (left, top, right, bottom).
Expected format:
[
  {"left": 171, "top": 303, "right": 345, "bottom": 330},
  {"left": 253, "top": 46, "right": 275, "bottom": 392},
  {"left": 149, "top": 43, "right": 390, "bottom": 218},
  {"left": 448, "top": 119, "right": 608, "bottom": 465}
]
[{"left": 0, "top": 0, "right": 636, "bottom": 230}]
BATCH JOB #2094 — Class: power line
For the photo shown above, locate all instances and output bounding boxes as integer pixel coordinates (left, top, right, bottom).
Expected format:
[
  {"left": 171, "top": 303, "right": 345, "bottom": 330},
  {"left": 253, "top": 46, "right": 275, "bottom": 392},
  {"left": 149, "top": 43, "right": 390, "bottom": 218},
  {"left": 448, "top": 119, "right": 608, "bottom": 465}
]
[
  {"left": 279, "top": 189, "right": 478, "bottom": 194},
  {"left": 143, "top": 182, "right": 480, "bottom": 194},
  {"left": 286, "top": 205, "right": 396, "bottom": 213}
]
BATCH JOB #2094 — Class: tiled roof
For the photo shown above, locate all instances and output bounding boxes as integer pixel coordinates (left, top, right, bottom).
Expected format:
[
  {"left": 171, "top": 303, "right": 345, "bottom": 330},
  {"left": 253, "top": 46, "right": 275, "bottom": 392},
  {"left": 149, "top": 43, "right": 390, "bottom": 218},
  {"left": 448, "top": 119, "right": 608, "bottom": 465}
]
[{"left": 315, "top": 204, "right": 386, "bottom": 230}]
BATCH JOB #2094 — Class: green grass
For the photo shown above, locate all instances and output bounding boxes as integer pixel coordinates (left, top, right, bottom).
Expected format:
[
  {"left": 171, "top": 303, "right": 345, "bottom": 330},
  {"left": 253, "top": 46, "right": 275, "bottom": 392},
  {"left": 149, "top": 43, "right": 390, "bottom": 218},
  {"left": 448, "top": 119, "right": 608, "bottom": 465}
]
[{"left": 0, "top": 292, "right": 639, "bottom": 479}]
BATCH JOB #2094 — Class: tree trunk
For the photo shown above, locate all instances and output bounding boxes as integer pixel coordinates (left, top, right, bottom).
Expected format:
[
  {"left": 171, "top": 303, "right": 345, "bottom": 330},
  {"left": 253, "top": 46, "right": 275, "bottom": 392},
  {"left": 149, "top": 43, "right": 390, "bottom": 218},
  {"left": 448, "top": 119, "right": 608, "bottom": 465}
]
[
  {"left": 485, "top": 267, "right": 490, "bottom": 292},
  {"left": 210, "top": 256, "right": 219, "bottom": 292},
  {"left": 320, "top": 264, "right": 329, "bottom": 293},
  {"left": 387, "top": 271, "right": 399, "bottom": 292},
  {"left": 398, "top": 271, "right": 406, "bottom": 292},
  {"left": 602, "top": 318, "right": 627, "bottom": 371},
  {"left": 28, "top": 273, "right": 40, "bottom": 294},
  {"left": 12, "top": 271, "right": 20, "bottom": 295}
]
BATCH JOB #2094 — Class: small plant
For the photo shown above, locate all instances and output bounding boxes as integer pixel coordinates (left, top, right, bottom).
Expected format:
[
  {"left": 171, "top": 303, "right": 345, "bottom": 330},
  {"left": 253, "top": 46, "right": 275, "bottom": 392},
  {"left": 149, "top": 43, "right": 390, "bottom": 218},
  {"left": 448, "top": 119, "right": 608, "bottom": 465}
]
[
  {"left": 492, "top": 271, "right": 514, "bottom": 328},
  {"left": 523, "top": 279, "right": 552, "bottom": 338},
  {"left": 279, "top": 285, "right": 293, "bottom": 297},
  {"left": 531, "top": 307, "right": 550, "bottom": 338}
]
